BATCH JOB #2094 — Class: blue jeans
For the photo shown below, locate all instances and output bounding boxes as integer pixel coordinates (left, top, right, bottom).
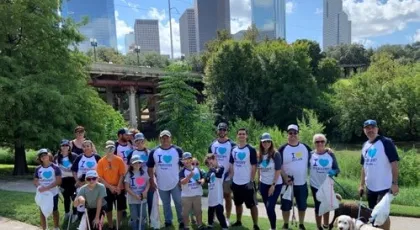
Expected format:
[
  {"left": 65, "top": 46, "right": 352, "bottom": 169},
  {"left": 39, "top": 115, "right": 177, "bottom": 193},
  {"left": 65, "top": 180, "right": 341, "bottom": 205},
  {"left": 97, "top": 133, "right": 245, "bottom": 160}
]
[
  {"left": 129, "top": 202, "right": 147, "bottom": 230},
  {"left": 259, "top": 183, "right": 282, "bottom": 229},
  {"left": 159, "top": 185, "right": 183, "bottom": 225}
]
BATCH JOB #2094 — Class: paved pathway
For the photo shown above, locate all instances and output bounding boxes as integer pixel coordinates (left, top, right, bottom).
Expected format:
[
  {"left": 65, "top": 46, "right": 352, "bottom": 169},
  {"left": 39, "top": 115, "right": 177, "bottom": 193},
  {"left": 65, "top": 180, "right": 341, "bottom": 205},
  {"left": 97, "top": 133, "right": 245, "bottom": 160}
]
[
  {"left": 0, "top": 216, "right": 39, "bottom": 230},
  {"left": 1, "top": 180, "right": 420, "bottom": 229}
]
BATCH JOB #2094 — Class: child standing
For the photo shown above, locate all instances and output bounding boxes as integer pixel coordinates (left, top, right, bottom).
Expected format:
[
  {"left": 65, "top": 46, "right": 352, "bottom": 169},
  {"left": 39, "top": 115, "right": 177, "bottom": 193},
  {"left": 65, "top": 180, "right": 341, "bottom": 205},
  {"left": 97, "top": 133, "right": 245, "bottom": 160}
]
[
  {"left": 125, "top": 155, "right": 150, "bottom": 230},
  {"left": 179, "top": 152, "right": 205, "bottom": 230},
  {"left": 34, "top": 148, "right": 62, "bottom": 230},
  {"left": 204, "top": 154, "right": 228, "bottom": 230}
]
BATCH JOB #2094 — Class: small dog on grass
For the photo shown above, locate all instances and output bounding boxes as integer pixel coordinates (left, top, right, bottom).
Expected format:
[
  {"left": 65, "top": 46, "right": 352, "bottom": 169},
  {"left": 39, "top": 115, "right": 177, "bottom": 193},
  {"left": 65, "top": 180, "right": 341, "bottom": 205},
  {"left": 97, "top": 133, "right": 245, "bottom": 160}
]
[{"left": 336, "top": 215, "right": 382, "bottom": 230}]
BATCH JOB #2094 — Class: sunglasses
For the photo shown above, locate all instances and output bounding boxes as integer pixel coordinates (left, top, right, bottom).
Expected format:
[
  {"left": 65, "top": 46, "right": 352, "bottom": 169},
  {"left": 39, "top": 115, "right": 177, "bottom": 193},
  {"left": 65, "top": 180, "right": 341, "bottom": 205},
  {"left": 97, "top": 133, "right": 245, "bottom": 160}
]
[
  {"left": 192, "top": 163, "right": 199, "bottom": 166},
  {"left": 315, "top": 140, "right": 326, "bottom": 144},
  {"left": 86, "top": 177, "right": 97, "bottom": 182},
  {"left": 262, "top": 140, "right": 272, "bottom": 144},
  {"left": 218, "top": 129, "right": 227, "bottom": 132},
  {"left": 61, "top": 145, "right": 69, "bottom": 147},
  {"left": 288, "top": 132, "right": 298, "bottom": 135}
]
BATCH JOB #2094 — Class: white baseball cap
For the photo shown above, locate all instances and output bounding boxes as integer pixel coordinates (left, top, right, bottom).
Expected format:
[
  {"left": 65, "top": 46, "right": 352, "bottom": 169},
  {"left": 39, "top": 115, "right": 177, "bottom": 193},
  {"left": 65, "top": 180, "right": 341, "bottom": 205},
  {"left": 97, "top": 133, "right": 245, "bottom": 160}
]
[
  {"left": 86, "top": 170, "right": 98, "bottom": 178},
  {"left": 287, "top": 124, "right": 299, "bottom": 132}
]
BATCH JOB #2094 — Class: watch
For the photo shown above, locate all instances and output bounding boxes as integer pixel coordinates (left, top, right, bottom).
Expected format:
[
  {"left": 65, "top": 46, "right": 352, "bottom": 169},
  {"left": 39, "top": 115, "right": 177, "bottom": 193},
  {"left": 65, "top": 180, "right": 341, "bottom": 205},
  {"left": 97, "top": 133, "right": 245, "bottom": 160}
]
[{"left": 272, "top": 182, "right": 276, "bottom": 186}]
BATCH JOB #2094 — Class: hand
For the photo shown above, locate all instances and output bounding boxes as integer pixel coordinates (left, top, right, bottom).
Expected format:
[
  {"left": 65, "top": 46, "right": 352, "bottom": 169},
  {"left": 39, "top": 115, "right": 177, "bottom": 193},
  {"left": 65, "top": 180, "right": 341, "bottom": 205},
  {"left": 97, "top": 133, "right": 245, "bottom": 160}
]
[
  {"left": 246, "top": 181, "right": 255, "bottom": 190},
  {"left": 391, "top": 184, "right": 399, "bottom": 196},
  {"left": 93, "top": 216, "right": 100, "bottom": 227},
  {"left": 116, "top": 187, "right": 122, "bottom": 195},
  {"left": 136, "top": 194, "right": 143, "bottom": 200},
  {"left": 75, "top": 181, "right": 82, "bottom": 188},
  {"left": 358, "top": 185, "right": 365, "bottom": 197},
  {"left": 268, "top": 185, "right": 275, "bottom": 196},
  {"left": 142, "top": 192, "right": 147, "bottom": 200},
  {"left": 328, "top": 169, "right": 337, "bottom": 177},
  {"left": 149, "top": 180, "right": 157, "bottom": 189},
  {"left": 78, "top": 196, "right": 86, "bottom": 205},
  {"left": 285, "top": 175, "right": 294, "bottom": 185},
  {"left": 38, "top": 186, "right": 48, "bottom": 193}
]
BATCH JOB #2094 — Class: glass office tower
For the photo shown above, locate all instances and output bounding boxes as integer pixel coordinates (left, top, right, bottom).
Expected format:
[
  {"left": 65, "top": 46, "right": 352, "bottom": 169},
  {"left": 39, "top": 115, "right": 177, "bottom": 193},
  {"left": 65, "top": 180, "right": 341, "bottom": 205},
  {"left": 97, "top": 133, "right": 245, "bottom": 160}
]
[{"left": 251, "top": 0, "right": 286, "bottom": 40}]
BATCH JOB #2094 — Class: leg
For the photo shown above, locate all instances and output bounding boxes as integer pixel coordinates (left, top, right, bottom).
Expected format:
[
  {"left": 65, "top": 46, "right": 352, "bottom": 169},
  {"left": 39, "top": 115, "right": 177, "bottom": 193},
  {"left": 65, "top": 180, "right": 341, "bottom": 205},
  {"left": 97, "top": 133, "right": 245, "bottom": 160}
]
[
  {"left": 53, "top": 195, "right": 60, "bottom": 228},
  {"left": 170, "top": 185, "right": 183, "bottom": 225},
  {"left": 281, "top": 196, "right": 292, "bottom": 227},
  {"left": 259, "top": 183, "right": 270, "bottom": 227},
  {"left": 192, "top": 196, "right": 203, "bottom": 226},
  {"left": 295, "top": 184, "right": 308, "bottom": 225},
  {"left": 244, "top": 183, "right": 258, "bottom": 226},
  {"left": 223, "top": 181, "right": 232, "bottom": 219},
  {"left": 105, "top": 189, "right": 115, "bottom": 228},
  {"left": 215, "top": 205, "right": 228, "bottom": 229},
  {"left": 40, "top": 210, "right": 46, "bottom": 230},
  {"left": 129, "top": 204, "right": 140, "bottom": 230},
  {"left": 147, "top": 190, "right": 154, "bottom": 223},
  {"left": 322, "top": 212, "right": 330, "bottom": 228},
  {"left": 181, "top": 197, "right": 192, "bottom": 228},
  {"left": 208, "top": 206, "right": 215, "bottom": 227},
  {"left": 117, "top": 191, "right": 127, "bottom": 227},
  {"left": 311, "top": 186, "right": 321, "bottom": 228},
  {"left": 266, "top": 184, "right": 282, "bottom": 230},
  {"left": 231, "top": 183, "right": 244, "bottom": 224},
  {"left": 367, "top": 189, "right": 379, "bottom": 209},
  {"left": 159, "top": 189, "right": 173, "bottom": 225},
  {"left": 141, "top": 202, "right": 148, "bottom": 230}
]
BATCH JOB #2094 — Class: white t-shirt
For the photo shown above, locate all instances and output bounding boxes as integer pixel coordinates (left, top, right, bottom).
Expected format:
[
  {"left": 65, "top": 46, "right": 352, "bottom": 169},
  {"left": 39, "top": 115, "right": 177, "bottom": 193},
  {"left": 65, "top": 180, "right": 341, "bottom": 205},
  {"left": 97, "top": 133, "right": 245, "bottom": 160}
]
[
  {"left": 71, "top": 154, "right": 101, "bottom": 180},
  {"left": 309, "top": 152, "right": 340, "bottom": 189},
  {"left": 229, "top": 144, "right": 257, "bottom": 185},
  {"left": 124, "top": 171, "right": 149, "bottom": 204},
  {"left": 115, "top": 142, "right": 132, "bottom": 165},
  {"left": 34, "top": 164, "right": 62, "bottom": 195},
  {"left": 258, "top": 152, "right": 283, "bottom": 185},
  {"left": 208, "top": 139, "right": 235, "bottom": 180},
  {"left": 207, "top": 166, "right": 225, "bottom": 207},
  {"left": 179, "top": 167, "right": 204, "bottom": 197},
  {"left": 279, "top": 143, "right": 312, "bottom": 186},
  {"left": 146, "top": 145, "right": 183, "bottom": 191},
  {"left": 361, "top": 136, "right": 399, "bottom": 192},
  {"left": 55, "top": 153, "right": 78, "bottom": 178}
]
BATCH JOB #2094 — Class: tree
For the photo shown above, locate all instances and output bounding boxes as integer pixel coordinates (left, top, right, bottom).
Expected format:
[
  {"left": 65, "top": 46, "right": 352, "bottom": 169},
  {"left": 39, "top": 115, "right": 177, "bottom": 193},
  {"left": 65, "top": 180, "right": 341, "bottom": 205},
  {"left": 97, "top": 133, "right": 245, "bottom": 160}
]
[
  {"left": 316, "top": 57, "right": 341, "bottom": 89},
  {"left": 293, "top": 39, "right": 325, "bottom": 73},
  {"left": 124, "top": 52, "right": 170, "bottom": 68},
  {"left": 0, "top": 0, "right": 126, "bottom": 175},
  {"left": 326, "top": 43, "right": 371, "bottom": 66},
  {"left": 243, "top": 24, "right": 260, "bottom": 44},
  {"left": 87, "top": 47, "right": 125, "bottom": 64}
]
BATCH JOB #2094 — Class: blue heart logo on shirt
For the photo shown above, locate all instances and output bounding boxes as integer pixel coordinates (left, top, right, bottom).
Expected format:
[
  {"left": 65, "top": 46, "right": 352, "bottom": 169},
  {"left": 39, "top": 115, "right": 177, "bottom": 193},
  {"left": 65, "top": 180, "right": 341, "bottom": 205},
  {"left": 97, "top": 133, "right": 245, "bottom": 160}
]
[
  {"left": 86, "top": 161, "right": 95, "bottom": 168},
  {"left": 319, "top": 159, "right": 329, "bottom": 167},
  {"left": 43, "top": 171, "right": 53, "bottom": 179},
  {"left": 218, "top": 147, "right": 227, "bottom": 155},
  {"left": 193, "top": 173, "right": 200, "bottom": 181},
  {"left": 62, "top": 159, "right": 71, "bottom": 168},
  {"left": 210, "top": 174, "right": 216, "bottom": 183},
  {"left": 368, "top": 148, "right": 377, "bottom": 158},
  {"left": 163, "top": 155, "right": 172, "bottom": 163},
  {"left": 140, "top": 154, "right": 148, "bottom": 162},
  {"left": 261, "top": 160, "right": 269, "bottom": 168},
  {"left": 237, "top": 152, "right": 246, "bottom": 160}
]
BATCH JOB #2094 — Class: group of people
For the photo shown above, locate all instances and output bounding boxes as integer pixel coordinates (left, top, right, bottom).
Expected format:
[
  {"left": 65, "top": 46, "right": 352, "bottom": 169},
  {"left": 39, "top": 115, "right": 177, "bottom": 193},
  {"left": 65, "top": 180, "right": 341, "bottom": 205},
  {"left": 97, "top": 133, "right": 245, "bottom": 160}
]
[{"left": 33, "top": 119, "right": 400, "bottom": 230}]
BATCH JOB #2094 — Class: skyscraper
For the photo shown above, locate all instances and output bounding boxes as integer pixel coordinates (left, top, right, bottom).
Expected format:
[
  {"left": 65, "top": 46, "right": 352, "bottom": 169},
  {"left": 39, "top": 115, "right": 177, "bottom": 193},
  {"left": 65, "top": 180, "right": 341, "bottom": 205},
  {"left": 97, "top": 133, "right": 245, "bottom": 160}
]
[
  {"left": 194, "top": 0, "right": 230, "bottom": 53},
  {"left": 61, "top": 0, "right": 117, "bottom": 52},
  {"left": 251, "top": 0, "right": 286, "bottom": 40},
  {"left": 180, "top": 8, "right": 197, "bottom": 57},
  {"left": 323, "top": 0, "right": 351, "bottom": 50},
  {"left": 134, "top": 19, "right": 160, "bottom": 54},
  {"left": 125, "top": 32, "right": 135, "bottom": 53}
]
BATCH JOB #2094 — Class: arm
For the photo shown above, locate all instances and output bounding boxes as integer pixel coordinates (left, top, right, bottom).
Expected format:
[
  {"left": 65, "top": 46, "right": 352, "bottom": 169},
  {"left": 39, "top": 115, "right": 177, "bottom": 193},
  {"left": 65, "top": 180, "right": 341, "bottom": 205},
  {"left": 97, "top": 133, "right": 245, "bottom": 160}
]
[
  {"left": 125, "top": 182, "right": 138, "bottom": 198},
  {"left": 382, "top": 137, "right": 400, "bottom": 185},
  {"left": 33, "top": 167, "right": 40, "bottom": 187},
  {"left": 71, "top": 155, "right": 81, "bottom": 183},
  {"left": 179, "top": 169, "right": 193, "bottom": 185},
  {"left": 330, "top": 152, "right": 340, "bottom": 176},
  {"left": 273, "top": 152, "right": 282, "bottom": 185},
  {"left": 146, "top": 149, "right": 156, "bottom": 187},
  {"left": 391, "top": 161, "right": 399, "bottom": 185},
  {"left": 95, "top": 197, "right": 103, "bottom": 219},
  {"left": 250, "top": 147, "right": 257, "bottom": 182}
]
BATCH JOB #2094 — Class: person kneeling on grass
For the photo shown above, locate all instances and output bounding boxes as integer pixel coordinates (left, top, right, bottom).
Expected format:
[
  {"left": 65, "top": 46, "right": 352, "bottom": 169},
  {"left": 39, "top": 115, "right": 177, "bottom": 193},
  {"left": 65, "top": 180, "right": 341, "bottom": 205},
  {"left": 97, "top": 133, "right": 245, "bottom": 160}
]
[
  {"left": 125, "top": 155, "right": 150, "bottom": 230},
  {"left": 204, "top": 154, "right": 228, "bottom": 230},
  {"left": 34, "top": 148, "right": 62, "bottom": 230},
  {"left": 74, "top": 170, "right": 107, "bottom": 230},
  {"left": 179, "top": 152, "right": 206, "bottom": 230}
]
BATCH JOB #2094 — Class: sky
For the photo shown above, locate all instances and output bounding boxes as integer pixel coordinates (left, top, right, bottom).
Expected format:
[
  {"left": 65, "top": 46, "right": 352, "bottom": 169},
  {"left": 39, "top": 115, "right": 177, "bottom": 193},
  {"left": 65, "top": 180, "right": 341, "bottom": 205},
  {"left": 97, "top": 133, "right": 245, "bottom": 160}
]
[{"left": 114, "top": 0, "right": 420, "bottom": 56}]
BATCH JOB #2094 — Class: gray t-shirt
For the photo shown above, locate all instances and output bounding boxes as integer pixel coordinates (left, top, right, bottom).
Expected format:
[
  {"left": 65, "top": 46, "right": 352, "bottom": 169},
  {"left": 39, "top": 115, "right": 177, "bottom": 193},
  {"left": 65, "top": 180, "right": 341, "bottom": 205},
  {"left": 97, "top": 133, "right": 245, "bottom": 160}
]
[
  {"left": 124, "top": 171, "right": 149, "bottom": 204},
  {"left": 77, "top": 183, "right": 107, "bottom": 209}
]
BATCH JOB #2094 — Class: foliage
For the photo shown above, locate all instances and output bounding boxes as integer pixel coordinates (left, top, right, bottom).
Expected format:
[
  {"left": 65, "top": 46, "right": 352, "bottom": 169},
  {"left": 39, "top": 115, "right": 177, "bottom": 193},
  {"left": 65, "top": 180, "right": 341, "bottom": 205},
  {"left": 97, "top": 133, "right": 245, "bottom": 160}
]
[
  {"left": 316, "top": 57, "right": 341, "bottom": 89},
  {"left": 293, "top": 39, "right": 325, "bottom": 73},
  {"left": 86, "top": 47, "right": 125, "bottom": 64},
  {"left": 376, "top": 42, "right": 420, "bottom": 64},
  {"left": 326, "top": 43, "right": 371, "bottom": 66},
  {"left": 398, "top": 149, "right": 420, "bottom": 187}
]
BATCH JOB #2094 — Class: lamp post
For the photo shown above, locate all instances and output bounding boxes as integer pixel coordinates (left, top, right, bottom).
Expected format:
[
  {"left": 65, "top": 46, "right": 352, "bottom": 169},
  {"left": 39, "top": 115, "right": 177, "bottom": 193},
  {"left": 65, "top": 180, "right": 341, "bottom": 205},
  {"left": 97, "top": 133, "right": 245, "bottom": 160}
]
[
  {"left": 134, "top": 45, "right": 141, "bottom": 66},
  {"left": 90, "top": 38, "right": 98, "bottom": 62}
]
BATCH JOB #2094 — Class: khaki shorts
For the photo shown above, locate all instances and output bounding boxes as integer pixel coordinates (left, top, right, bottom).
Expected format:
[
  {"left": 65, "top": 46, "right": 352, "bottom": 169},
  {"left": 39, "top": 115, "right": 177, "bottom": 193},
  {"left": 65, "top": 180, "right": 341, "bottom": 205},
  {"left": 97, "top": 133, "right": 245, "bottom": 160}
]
[
  {"left": 182, "top": 196, "right": 202, "bottom": 217},
  {"left": 223, "top": 180, "right": 232, "bottom": 194}
]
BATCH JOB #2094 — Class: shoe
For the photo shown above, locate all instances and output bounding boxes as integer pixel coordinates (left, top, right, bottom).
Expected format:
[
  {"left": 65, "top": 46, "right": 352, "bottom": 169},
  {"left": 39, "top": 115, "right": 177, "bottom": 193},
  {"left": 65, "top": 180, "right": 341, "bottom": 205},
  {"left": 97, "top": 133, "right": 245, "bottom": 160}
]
[
  {"left": 282, "top": 223, "right": 289, "bottom": 230},
  {"left": 253, "top": 225, "right": 260, "bottom": 230},
  {"left": 318, "top": 227, "right": 324, "bottom": 230},
  {"left": 225, "top": 220, "right": 230, "bottom": 227},
  {"left": 207, "top": 225, "right": 213, "bottom": 229},
  {"left": 232, "top": 221, "right": 242, "bottom": 227},
  {"left": 165, "top": 222, "right": 173, "bottom": 227},
  {"left": 322, "top": 224, "right": 329, "bottom": 229},
  {"left": 299, "top": 224, "right": 306, "bottom": 230},
  {"left": 179, "top": 222, "right": 185, "bottom": 229},
  {"left": 198, "top": 225, "right": 206, "bottom": 230}
]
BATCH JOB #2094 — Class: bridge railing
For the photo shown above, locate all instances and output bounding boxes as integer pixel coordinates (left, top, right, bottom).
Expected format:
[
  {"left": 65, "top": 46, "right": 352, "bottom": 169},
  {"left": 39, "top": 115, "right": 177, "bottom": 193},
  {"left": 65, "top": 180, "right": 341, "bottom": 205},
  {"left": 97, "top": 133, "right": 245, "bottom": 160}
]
[{"left": 90, "top": 63, "right": 163, "bottom": 75}]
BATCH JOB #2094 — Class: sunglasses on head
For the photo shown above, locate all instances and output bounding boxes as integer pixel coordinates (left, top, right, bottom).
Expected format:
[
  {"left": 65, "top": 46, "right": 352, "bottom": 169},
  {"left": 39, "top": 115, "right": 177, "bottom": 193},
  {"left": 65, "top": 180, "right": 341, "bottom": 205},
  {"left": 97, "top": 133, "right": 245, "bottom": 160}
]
[
  {"left": 315, "top": 140, "right": 326, "bottom": 144},
  {"left": 86, "top": 177, "right": 97, "bottom": 182}
]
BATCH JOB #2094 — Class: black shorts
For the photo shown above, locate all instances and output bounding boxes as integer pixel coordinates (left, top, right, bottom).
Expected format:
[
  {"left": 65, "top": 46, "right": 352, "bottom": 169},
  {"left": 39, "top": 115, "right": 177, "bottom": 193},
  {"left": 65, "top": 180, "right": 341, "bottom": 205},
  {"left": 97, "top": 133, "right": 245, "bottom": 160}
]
[
  {"left": 367, "top": 188, "right": 389, "bottom": 209},
  {"left": 105, "top": 188, "right": 127, "bottom": 212},
  {"left": 281, "top": 184, "right": 308, "bottom": 211},
  {"left": 231, "top": 182, "right": 257, "bottom": 209}
]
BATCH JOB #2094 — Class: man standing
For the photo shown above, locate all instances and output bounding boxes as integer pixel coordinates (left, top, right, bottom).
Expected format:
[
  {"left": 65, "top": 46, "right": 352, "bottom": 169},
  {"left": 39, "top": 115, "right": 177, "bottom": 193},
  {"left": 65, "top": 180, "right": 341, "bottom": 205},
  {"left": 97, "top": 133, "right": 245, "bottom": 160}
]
[
  {"left": 208, "top": 122, "right": 235, "bottom": 222},
  {"left": 359, "top": 119, "right": 399, "bottom": 209},
  {"left": 229, "top": 128, "right": 259, "bottom": 230},
  {"left": 279, "top": 124, "right": 312, "bottom": 230},
  {"left": 115, "top": 128, "right": 133, "bottom": 166},
  {"left": 147, "top": 130, "right": 184, "bottom": 228}
]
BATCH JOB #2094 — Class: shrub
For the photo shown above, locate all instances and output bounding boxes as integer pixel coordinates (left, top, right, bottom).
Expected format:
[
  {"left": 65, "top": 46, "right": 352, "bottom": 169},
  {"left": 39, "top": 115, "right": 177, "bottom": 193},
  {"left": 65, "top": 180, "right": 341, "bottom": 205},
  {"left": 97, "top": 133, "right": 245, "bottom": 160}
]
[{"left": 398, "top": 149, "right": 420, "bottom": 187}]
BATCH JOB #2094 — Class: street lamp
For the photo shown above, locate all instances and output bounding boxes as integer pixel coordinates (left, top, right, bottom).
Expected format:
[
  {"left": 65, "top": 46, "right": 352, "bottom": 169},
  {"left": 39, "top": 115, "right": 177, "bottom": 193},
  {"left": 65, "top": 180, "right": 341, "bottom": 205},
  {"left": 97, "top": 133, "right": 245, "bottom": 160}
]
[
  {"left": 134, "top": 45, "right": 141, "bottom": 66},
  {"left": 90, "top": 38, "right": 98, "bottom": 62}
]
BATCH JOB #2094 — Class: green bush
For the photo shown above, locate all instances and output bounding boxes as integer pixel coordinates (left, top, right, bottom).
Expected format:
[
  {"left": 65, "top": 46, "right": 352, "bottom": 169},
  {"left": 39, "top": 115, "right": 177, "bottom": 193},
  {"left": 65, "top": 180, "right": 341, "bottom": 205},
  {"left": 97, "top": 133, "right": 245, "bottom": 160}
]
[
  {"left": 0, "top": 148, "right": 37, "bottom": 166},
  {"left": 398, "top": 149, "right": 420, "bottom": 187}
]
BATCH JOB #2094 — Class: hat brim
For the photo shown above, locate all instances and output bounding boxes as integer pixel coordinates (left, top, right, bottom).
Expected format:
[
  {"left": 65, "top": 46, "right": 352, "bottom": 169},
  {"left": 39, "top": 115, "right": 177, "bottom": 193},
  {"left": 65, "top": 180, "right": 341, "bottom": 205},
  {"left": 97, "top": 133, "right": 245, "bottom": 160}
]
[
  {"left": 364, "top": 124, "right": 377, "bottom": 128},
  {"left": 183, "top": 157, "right": 193, "bottom": 160},
  {"left": 131, "top": 160, "right": 143, "bottom": 164},
  {"left": 261, "top": 139, "right": 272, "bottom": 142},
  {"left": 105, "top": 145, "right": 115, "bottom": 149},
  {"left": 134, "top": 138, "right": 145, "bottom": 142},
  {"left": 160, "top": 134, "right": 171, "bottom": 137},
  {"left": 287, "top": 129, "right": 299, "bottom": 132}
]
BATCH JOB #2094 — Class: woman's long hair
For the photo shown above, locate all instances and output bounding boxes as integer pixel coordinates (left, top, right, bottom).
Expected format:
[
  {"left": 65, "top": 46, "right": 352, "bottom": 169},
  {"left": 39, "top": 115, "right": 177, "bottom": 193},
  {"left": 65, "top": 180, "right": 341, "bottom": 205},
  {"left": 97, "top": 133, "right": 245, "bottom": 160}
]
[
  {"left": 258, "top": 140, "right": 276, "bottom": 164},
  {"left": 55, "top": 145, "right": 74, "bottom": 165},
  {"left": 126, "top": 163, "right": 145, "bottom": 178}
]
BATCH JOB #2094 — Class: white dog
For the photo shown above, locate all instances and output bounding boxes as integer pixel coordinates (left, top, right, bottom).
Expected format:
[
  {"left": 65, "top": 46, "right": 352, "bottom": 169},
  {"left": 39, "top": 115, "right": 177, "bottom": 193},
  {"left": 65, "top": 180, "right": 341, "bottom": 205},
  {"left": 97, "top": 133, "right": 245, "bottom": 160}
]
[{"left": 336, "top": 215, "right": 382, "bottom": 230}]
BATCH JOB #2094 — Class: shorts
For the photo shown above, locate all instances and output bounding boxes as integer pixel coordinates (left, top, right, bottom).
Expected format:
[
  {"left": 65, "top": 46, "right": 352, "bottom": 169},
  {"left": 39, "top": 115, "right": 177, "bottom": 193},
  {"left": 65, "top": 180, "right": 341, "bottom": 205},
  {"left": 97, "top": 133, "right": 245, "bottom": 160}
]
[
  {"left": 105, "top": 188, "right": 127, "bottom": 212},
  {"left": 231, "top": 182, "right": 257, "bottom": 209},
  {"left": 281, "top": 184, "right": 308, "bottom": 211},
  {"left": 182, "top": 196, "right": 202, "bottom": 218},
  {"left": 367, "top": 188, "right": 389, "bottom": 209},
  {"left": 310, "top": 186, "right": 321, "bottom": 215},
  {"left": 223, "top": 180, "right": 232, "bottom": 194}
]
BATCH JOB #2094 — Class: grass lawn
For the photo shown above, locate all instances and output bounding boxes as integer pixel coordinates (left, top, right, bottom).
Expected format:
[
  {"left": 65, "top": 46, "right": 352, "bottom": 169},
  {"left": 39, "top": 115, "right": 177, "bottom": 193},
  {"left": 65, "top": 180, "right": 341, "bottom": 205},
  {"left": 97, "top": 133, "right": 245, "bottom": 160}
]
[{"left": 0, "top": 190, "right": 317, "bottom": 230}]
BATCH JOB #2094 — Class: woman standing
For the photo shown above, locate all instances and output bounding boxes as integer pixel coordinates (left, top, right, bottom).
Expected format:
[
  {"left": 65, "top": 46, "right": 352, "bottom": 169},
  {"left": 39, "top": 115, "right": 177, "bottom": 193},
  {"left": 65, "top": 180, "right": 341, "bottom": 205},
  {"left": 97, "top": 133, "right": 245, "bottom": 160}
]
[
  {"left": 54, "top": 139, "right": 78, "bottom": 223},
  {"left": 309, "top": 134, "right": 340, "bottom": 230},
  {"left": 70, "top": 126, "right": 97, "bottom": 155},
  {"left": 257, "top": 133, "right": 283, "bottom": 230},
  {"left": 71, "top": 140, "right": 101, "bottom": 188}
]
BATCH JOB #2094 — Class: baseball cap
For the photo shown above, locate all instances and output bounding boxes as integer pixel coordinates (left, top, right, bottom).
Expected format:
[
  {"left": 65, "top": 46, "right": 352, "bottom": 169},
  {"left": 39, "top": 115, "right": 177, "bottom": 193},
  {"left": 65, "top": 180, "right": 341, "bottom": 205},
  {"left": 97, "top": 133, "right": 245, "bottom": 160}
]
[
  {"left": 183, "top": 152, "right": 193, "bottom": 159},
  {"left": 363, "top": 119, "right": 377, "bottom": 127},
  {"left": 117, "top": 128, "right": 132, "bottom": 136},
  {"left": 37, "top": 148, "right": 49, "bottom": 157},
  {"left": 134, "top": 133, "right": 145, "bottom": 142},
  {"left": 105, "top": 140, "right": 115, "bottom": 150},
  {"left": 159, "top": 130, "right": 171, "bottom": 137},
  {"left": 86, "top": 170, "right": 98, "bottom": 178},
  {"left": 287, "top": 124, "right": 299, "bottom": 132},
  {"left": 217, "top": 122, "right": 228, "bottom": 130},
  {"left": 130, "top": 155, "right": 143, "bottom": 164},
  {"left": 60, "top": 139, "right": 70, "bottom": 146},
  {"left": 260, "top": 133, "right": 272, "bottom": 142}
]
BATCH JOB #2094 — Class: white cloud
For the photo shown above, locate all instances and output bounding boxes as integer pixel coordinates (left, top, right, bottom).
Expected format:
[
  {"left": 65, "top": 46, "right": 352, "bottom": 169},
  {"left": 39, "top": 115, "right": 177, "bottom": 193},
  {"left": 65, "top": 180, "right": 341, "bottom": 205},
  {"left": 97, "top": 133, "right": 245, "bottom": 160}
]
[
  {"left": 343, "top": 0, "right": 420, "bottom": 39},
  {"left": 147, "top": 8, "right": 181, "bottom": 58},
  {"left": 230, "top": 0, "right": 252, "bottom": 34},
  {"left": 119, "top": 0, "right": 140, "bottom": 12},
  {"left": 286, "top": 1, "right": 295, "bottom": 14},
  {"left": 353, "top": 38, "right": 375, "bottom": 48},
  {"left": 411, "top": 29, "right": 420, "bottom": 42},
  {"left": 117, "top": 45, "right": 124, "bottom": 53},
  {"left": 315, "top": 8, "right": 323, "bottom": 15},
  {"left": 115, "top": 11, "right": 133, "bottom": 38}
]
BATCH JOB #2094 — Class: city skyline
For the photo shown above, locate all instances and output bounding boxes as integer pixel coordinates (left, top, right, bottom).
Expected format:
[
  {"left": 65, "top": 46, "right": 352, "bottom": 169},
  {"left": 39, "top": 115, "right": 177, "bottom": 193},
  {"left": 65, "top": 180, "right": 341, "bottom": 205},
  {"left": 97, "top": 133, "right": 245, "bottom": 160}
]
[
  {"left": 134, "top": 19, "right": 161, "bottom": 53},
  {"left": 323, "top": 0, "right": 352, "bottom": 50},
  {"left": 180, "top": 8, "right": 197, "bottom": 57},
  {"left": 251, "top": 0, "right": 286, "bottom": 40}
]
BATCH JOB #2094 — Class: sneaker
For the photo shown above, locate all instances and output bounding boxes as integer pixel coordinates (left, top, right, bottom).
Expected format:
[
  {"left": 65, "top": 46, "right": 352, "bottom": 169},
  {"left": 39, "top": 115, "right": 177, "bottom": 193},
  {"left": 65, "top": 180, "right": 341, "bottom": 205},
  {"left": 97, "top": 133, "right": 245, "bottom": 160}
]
[
  {"left": 198, "top": 225, "right": 206, "bottom": 230},
  {"left": 299, "top": 224, "right": 306, "bottom": 230},
  {"left": 253, "top": 225, "right": 260, "bottom": 230},
  {"left": 232, "top": 221, "right": 242, "bottom": 227},
  {"left": 165, "top": 223, "right": 173, "bottom": 228},
  {"left": 225, "top": 220, "right": 230, "bottom": 227},
  {"left": 179, "top": 222, "right": 185, "bottom": 229},
  {"left": 282, "top": 223, "right": 289, "bottom": 230}
]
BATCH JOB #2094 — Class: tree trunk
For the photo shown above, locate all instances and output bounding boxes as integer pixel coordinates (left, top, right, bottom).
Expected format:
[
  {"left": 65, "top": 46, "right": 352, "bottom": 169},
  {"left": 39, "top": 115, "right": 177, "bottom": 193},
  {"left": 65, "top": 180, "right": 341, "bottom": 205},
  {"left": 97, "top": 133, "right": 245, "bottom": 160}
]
[{"left": 13, "top": 138, "right": 28, "bottom": 175}]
